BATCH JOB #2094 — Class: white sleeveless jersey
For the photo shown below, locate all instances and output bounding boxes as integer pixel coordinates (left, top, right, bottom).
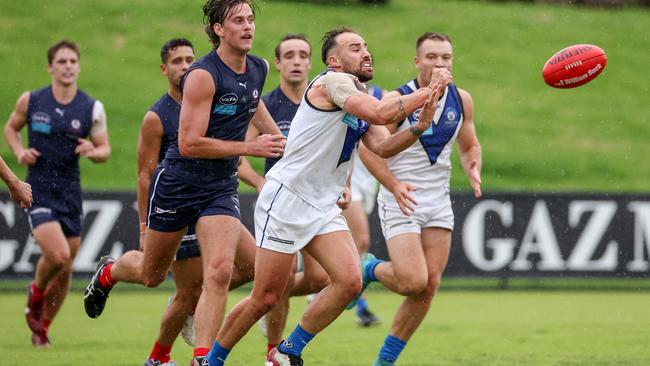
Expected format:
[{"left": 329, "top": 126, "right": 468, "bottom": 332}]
[
  {"left": 266, "top": 71, "right": 369, "bottom": 210},
  {"left": 378, "top": 81, "right": 464, "bottom": 202}
]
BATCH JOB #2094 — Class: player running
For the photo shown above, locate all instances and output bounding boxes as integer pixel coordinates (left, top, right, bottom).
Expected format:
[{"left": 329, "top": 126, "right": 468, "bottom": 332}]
[
  {"left": 358, "top": 32, "right": 482, "bottom": 366},
  {"left": 83, "top": 2, "right": 285, "bottom": 365},
  {"left": 139, "top": 38, "right": 272, "bottom": 366},
  {"left": 3, "top": 39, "right": 111, "bottom": 347},
  {"left": 208, "top": 27, "right": 450, "bottom": 366}
]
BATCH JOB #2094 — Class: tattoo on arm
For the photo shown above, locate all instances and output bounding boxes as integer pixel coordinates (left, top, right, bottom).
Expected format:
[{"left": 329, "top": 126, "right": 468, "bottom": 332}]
[{"left": 398, "top": 97, "right": 407, "bottom": 121}]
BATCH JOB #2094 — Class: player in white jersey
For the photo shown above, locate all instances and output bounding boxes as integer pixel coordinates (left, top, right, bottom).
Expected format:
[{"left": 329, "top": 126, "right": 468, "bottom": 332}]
[
  {"left": 207, "top": 27, "right": 451, "bottom": 366},
  {"left": 359, "top": 32, "right": 482, "bottom": 366}
]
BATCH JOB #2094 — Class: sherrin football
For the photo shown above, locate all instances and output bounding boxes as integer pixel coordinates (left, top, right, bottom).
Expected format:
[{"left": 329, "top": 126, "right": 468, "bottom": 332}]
[{"left": 542, "top": 44, "right": 607, "bottom": 89}]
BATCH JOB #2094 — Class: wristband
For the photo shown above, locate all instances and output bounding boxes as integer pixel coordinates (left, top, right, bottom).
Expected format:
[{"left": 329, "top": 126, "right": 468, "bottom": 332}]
[{"left": 410, "top": 125, "right": 424, "bottom": 136}]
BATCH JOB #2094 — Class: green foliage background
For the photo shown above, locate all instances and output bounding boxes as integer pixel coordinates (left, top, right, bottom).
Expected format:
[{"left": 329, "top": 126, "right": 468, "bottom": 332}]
[{"left": 0, "top": 0, "right": 648, "bottom": 192}]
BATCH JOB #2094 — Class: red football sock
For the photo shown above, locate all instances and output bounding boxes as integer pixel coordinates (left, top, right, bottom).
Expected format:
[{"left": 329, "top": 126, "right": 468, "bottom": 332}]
[
  {"left": 99, "top": 263, "right": 117, "bottom": 288},
  {"left": 149, "top": 341, "right": 172, "bottom": 363},
  {"left": 31, "top": 282, "right": 46, "bottom": 302},
  {"left": 267, "top": 343, "right": 278, "bottom": 353},
  {"left": 193, "top": 347, "right": 209, "bottom": 358},
  {"left": 43, "top": 319, "right": 52, "bottom": 332}
]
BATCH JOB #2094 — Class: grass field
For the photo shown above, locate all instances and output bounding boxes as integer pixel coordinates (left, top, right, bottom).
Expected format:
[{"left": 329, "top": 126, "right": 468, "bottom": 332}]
[
  {"left": 1, "top": 0, "right": 649, "bottom": 192},
  {"left": 1, "top": 288, "right": 650, "bottom": 365}
]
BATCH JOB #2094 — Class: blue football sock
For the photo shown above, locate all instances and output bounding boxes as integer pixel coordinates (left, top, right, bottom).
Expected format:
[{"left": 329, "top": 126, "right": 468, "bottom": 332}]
[
  {"left": 356, "top": 297, "right": 369, "bottom": 316},
  {"left": 206, "top": 340, "right": 230, "bottom": 366},
  {"left": 378, "top": 334, "right": 407, "bottom": 363},
  {"left": 365, "top": 258, "right": 383, "bottom": 282},
  {"left": 279, "top": 324, "right": 315, "bottom": 356}
]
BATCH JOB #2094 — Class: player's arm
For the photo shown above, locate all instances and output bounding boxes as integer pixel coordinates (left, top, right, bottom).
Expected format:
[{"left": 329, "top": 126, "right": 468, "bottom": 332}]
[
  {"left": 250, "top": 100, "right": 283, "bottom": 136},
  {"left": 137, "top": 111, "right": 164, "bottom": 238},
  {"left": 0, "top": 156, "right": 32, "bottom": 208},
  {"left": 179, "top": 69, "right": 284, "bottom": 159},
  {"left": 77, "top": 100, "right": 111, "bottom": 163},
  {"left": 456, "top": 89, "right": 482, "bottom": 198},
  {"left": 361, "top": 86, "right": 442, "bottom": 158},
  {"left": 318, "top": 69, "right": 451, "bottom": 125},
  {"left": 237, "top": 156, "right": 265, "bottom": 192},
  {"left": 359, "top": 136, "right": 418, "bottom": 216},
  {"left": 3, "top": 92, "right": 41, "bottom": 166}
]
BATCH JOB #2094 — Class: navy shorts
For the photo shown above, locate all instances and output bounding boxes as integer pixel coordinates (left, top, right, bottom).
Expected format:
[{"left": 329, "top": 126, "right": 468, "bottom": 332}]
[
  {"left": 26, "top": 187, "right": 83, "bottom": 237},
  {"left": 175, "top": 224, "right": 201, "bottom": 260},
  {"left": 147, "top": 166, "right": 241, "bottom": 233}
]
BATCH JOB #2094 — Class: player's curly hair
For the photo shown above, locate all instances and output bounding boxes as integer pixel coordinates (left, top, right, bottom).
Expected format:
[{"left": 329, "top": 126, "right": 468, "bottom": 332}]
[
  {"left": 321, "top": 26, "right": 355, "bottom": 66},
  {"left": 47, "top": 40, "right": 80, "bottom": 65},
  {"left": 202, "top": 0, "right": 259, "bottom": 49}
]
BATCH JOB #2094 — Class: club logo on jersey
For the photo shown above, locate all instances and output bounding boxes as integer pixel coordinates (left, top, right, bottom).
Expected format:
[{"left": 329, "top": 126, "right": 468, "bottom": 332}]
[
  {"left": 253, "top": 89, "right": 259, "bottom": 99},
  {"left": 444, "top": 107, "right": 458, "bottom": 122},
  {"left": 219, "top": 93, "right": 239, "bottom": 105},
  {"left": 71, "top": 119, "right": 81, "bottom": 130},
  {"left": 31, "top": 112, "right": 52, "bottom": 134}
]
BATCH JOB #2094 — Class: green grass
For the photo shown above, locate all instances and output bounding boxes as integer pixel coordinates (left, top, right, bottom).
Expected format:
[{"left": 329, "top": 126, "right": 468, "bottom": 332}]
[
  {"left": 1, "top": 288, "right": 650, "bottom": 365},
  {"left": 0, "top": 0, "right": 649, "bottom": 193}
]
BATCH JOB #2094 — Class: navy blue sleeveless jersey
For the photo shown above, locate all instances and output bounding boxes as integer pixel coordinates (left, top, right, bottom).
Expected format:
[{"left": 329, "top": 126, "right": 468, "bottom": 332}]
[
  {"left": 397, "top": 79, "right": 464, "bottom": 165},
  {"left": 163, "top": 51, "right": 267, "bottom": 189},
  {"left": 26, "top": 86, "right": 95, "bottom": 189},
  {"left": 262, "top": 87, "right": 299, "bottom": 173},
  {"left": 149, "top": 93, "right": 181, "bottom": 164}
]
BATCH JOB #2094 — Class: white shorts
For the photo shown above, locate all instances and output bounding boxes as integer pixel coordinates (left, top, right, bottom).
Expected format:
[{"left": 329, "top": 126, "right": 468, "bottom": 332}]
[
  {"left": 377, "top": 188, "right": 454, "bottom": 241},
  {"left": 350, "top": 180, "right": 378, "bottom": 214},
  {"left": 255, "top": 179, "right": 349, "bottom": 254}
]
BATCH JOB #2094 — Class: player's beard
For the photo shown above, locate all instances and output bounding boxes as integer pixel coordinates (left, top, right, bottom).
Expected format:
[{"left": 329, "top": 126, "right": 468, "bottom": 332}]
[{"left": 343, "top": 60, "right": 373, "bottom": 82}]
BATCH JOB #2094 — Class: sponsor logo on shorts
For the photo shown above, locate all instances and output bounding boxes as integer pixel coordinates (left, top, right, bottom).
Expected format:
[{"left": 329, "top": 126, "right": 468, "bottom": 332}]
[
  {"left": 29, "top": 207, "right": 52, "bottom": 215},
  {"left": 154, "top": 206, "right": 177, "bottom": 214},
  {"left": 267, "top": 236, "right": 294, "bottom": 245}
]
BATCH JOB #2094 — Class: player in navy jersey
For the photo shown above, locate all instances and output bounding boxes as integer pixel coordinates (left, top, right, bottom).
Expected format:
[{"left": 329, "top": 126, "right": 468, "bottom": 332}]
[
  {"left": 1, "top": 157, "right": 32, "bottom": 208},
  {"left": 139, "top": 38, "right": 272, "bottom": 366},
  {"left": 82, "top": 1, "right": 285, "bottom": 365},
  {"left": 359, "top": 32, "right": 482, "bottom": 366},
  {"left": 3, "top": 39, "right": 111, "bottom": 347}
]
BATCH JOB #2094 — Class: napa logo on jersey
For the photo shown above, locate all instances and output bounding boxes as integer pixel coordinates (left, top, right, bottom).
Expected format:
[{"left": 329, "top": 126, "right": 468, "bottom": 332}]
[{"left": 31, "top": 112, "right": 52, "bottom": 134}]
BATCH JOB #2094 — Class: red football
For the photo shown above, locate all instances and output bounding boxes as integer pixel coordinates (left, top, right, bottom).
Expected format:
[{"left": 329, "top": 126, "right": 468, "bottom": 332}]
[{"left": 542, "top": 44, "right": 607, "bottom": 88}]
